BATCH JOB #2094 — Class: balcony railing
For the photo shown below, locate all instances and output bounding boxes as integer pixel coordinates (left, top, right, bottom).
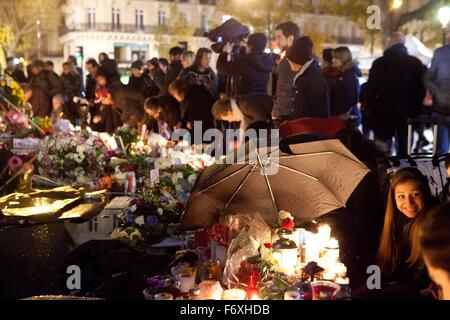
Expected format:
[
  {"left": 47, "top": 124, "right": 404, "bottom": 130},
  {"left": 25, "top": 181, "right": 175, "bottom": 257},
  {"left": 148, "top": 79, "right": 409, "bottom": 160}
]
[
  {"left": 59, "top": 23, "right": 207, "bottom": 37},
  {"left": 334, "top": 36, "right": 365, "bottom": 45}
]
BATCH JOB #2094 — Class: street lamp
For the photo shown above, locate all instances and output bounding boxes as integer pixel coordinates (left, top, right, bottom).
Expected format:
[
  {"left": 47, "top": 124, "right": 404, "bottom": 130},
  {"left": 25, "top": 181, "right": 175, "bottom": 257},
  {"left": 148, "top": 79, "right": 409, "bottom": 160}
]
[
  {"left": 391, "top": 0, "right": 403, "bottom": 11},
  {"left": 438, "top": 6, "right": 450, "bottom": 45}
]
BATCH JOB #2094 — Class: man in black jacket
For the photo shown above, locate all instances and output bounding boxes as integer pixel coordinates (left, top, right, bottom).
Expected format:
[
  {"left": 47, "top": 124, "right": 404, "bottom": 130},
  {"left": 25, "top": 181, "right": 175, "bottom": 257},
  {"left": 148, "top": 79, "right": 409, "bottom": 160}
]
[
  {"left": 217, "top": 33, "right": 274, "bottom": 96},
  {"left": 286, "top": 37, "right": 330, "bottom": 120},
  {"left": 366, "top": 32, "right": 426, "bottom": 157},
  {"left": 272, "top": 22, "right": 301, "bottom": 121}
]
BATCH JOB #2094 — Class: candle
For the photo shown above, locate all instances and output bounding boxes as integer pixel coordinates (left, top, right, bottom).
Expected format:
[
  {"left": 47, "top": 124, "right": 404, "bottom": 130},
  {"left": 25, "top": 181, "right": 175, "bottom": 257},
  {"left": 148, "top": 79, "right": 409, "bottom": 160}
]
[
  {"left": 318, "top": 224, "right": 331, "bottom": 244},
  {"left": 222, "top": 289, "right": 247, "bottom": 300},
  {"left": 332, "top": 263, "right": 347, "bottom": 278},
  {"left": 199, "top": 280, "right": 223, "bottom": 300},
  {"left": 284, "top": 290, "right": 301, "bottom": 300},
  {"left": 304, "top": 234, "right": 321, "bottom": 263},
  {"left": 323, "top": 238, "right": 340, "bottom": 269},
  {"left": 246, "top": 287, "right": 260, "bottom": 300},
  {"left": 154, "top": 293, "right": 173, "bottom": 300},
  {"left": 323, "top": 271, "right": 337, "bottom": 282}
]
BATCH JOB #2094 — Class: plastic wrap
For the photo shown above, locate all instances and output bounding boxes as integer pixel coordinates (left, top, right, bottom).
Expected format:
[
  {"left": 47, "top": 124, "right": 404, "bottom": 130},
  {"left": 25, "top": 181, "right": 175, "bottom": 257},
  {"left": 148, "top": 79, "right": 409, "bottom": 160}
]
[{"left": 222, "top": 212, "right": 271, "bottom": 287}]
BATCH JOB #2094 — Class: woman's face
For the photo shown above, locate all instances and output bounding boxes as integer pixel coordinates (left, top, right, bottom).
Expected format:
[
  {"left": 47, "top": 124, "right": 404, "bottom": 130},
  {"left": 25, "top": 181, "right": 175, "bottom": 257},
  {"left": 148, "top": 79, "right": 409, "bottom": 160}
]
[
  {"left": 394, "top": 181, "right": 424, "bottom": 219},
  {"left": 200, "top": 53, "right": 212, "bottom": 69},
  {"left": 424, "top": 255, "right": 450, "bottom": 300},
  {"left": 332, "top": 57, "right": 342, "bottom": 68}
]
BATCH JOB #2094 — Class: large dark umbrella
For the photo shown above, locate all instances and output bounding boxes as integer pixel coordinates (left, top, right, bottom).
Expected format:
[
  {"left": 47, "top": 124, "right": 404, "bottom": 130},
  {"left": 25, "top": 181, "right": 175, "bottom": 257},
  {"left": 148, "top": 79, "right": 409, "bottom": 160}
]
[{"left": 180, "top": 139, "right": 370, "bottom": 230}]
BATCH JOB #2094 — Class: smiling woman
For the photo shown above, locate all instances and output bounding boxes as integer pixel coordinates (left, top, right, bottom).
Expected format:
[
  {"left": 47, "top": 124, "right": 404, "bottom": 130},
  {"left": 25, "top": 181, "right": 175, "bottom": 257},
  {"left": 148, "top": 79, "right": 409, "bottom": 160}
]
[{"left": 376, "top": 167, "right": 436, "bottom": 295}]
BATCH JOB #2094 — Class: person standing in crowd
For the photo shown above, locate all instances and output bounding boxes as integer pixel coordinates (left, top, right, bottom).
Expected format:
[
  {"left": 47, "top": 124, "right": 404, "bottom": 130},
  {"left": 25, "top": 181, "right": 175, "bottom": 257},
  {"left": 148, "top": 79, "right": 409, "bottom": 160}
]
[
  {"left": 68, "top": 55, "right": 84, "bottom": 92},
  {"left": 179, "top": 48, "right": 218, "bottom": 99},
  {"left": 127, "top": 60, "right": 158, "bottom": 99},
  {"left": 168, "top": 79, "right": 214, "bottom": 135},
  {"left": 45, "top": 61, "right": 60, "bottom": 80},
  {"left": 329, "top": 47, "right": 361, "bottom": 125},
  {"left": 212, "top": 94, "right": 273, "bottom": 132},
  {"left": 377, "top": 168, "right": 434, "bottom": 298},
  {"left": 60, "top": 61, "right": 82, "bottom": 123},
  {"left": 4, "top": 57, "right": 27, "bottom": 83},
  {"left": 27, "top": 60, "right": 63, "bottom": 117},
  {"left": 85, "top": 58, "right": 99, "bottom": 101},
  {"left": 217, "top": 33, "right": 274, "bottom": 96},
  {"left": 366, "top": 32, "right": 426, "bottom": 158},
  {"left": 286, "top": 36, "right": 330, "bottom": 119},
  {"left": 272, "top": 21, "right": 300, "bottom": 121},
  {"left": 98, "top": 52, "right": 120, "bottom": 85},
  {"left": 425, "top": 29, "right": 450, "bottom": 156},
  {"left": 91, "top": 71, "right": 121, "bottom": 134},
  {"left": 420, "top": 202, "right": 450, "bottom": 300},
  {"left": 164, "top": 47, "right": 184, "bottom": 89},
  {"left": 181, "top": 51, "right": 195, "bottom": 70}
]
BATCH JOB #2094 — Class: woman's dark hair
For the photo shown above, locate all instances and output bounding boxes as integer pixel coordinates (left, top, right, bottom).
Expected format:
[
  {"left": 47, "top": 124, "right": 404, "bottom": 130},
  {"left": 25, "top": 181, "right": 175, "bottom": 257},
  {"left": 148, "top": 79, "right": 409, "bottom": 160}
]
[
  {"left": 377, "top": 167, "right": 433, "bottom": 274},
  {"left": 86, "top": 58, "right": 99, "bottom": 68},
  {"left": 98, "top": 52, "right": 109, "bottom": 63},
  {"left": 322, "top": 48, "right": 334, "bottom": 64},
  {"left": 275, "top": 21, "right": 301, "bottom": 41},
  {"left": 158, "top": 58, "right": 169, "bottom": 69},
  {"left": 144, "top": 97, "right": 162, "bottom": 112},
  {"left": 169, "top": 46, "right": 184, "bottom": 57},
  {"left": 168, "top": 79, "right": 190, "bottom": 98},
  {"left": 420, "top": 202, "right": 450, "bottom": 274},
  {"left": 193, "top": 48, "right": 212, "bottom": 69}
]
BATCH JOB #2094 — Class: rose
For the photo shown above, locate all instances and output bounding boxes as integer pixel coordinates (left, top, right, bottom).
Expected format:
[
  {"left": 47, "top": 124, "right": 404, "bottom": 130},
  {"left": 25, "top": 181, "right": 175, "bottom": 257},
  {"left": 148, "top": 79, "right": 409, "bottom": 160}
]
[{"left": 281, "top": 218, "right": 295, "bottom": 231}]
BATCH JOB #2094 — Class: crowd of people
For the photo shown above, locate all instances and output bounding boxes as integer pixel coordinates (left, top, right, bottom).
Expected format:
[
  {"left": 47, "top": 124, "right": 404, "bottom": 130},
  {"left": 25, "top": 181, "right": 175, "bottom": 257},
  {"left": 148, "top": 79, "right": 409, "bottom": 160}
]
[{"left": 2, "top": 20, "right": 450, "bottom": 300}]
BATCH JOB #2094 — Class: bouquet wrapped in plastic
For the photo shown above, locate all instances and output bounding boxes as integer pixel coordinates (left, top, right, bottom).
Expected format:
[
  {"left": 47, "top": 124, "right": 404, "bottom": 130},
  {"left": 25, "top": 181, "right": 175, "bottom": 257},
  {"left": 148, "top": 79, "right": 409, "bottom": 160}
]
[{"left": 222, "top": 212, "right": 271, "bottom": 287}]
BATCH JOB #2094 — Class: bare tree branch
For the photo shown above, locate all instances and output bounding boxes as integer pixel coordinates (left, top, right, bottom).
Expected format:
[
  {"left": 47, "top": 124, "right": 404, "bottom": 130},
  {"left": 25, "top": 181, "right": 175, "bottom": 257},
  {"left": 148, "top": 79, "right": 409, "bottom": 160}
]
[{"left": 397, "top": 0, "right": 441, "bottom": 28}]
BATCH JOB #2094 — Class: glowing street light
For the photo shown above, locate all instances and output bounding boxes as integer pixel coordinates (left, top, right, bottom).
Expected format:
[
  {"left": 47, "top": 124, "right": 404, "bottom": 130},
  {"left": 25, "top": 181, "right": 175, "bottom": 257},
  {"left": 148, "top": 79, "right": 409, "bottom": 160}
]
[
  {"left": 391, "top": 0, "right": 403, "bottom": 11},
  {"left": 438, "top": 6, "right": 450, "bottom": 45},
  {"left": 438, "top": 6, "right": 450, "bottom": 28}
]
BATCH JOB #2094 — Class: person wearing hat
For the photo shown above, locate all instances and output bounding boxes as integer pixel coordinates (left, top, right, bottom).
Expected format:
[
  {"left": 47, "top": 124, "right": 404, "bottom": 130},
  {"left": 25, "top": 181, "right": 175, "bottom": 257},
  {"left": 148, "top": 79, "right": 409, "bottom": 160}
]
[
  {"left": 127, "top": 60, "right": 159, "bottom": 99},
  {"left": 286, "top": 36, "right": 330, "bottom": 119},
  {"left": 217, "top": 33, "right": 275, "bottom": 96}
]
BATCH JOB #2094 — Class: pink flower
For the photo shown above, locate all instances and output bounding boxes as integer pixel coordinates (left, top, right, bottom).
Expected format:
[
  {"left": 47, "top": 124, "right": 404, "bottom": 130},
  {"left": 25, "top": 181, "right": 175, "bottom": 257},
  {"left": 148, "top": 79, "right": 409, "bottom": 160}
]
[{"left": 8, "top": 156, "right": 23, "bottom": 172}]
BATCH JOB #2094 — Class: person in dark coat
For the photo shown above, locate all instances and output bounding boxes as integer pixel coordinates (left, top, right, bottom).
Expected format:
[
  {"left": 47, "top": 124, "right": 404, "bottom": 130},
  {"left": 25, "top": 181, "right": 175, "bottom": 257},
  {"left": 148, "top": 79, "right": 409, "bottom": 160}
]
[
  {"left": 211, "top": 94, "right": 273, "bottom": 132},
  {"left": 366, "top": 32, "right": 426, "bottom": 158},
  {"left": 90, "top": 71, "right": 122, "bottom": 134},
  {"left": 164, "top": 47, "right": 184, "bottom": 90},
  {"left": 168, "top": 79, "right": 214, "bottom": 135},
  {"left": 272, "top": 21, "right": 301, "bottom": 121},
  {"left": 329, "top": 47, "right": 361, "bottom": 121},
  {"left": 45, "top": 60, "right": 60, "bottom": 80},
  {"left": 68, "top": 55, "right": 84, "bottom": 94},
  {"left": 287, "top": 37, "right": 330, "bottom": 119},
  {"left": 144, "top": 96, "right": 181, "bottom": 134},
  {"left": 60, "top": 61, "right": 82, "bottom": 122},
  {"left": 217, "top": 33, "right": 274, "bottom": 95},
  {"left": 127, "top": 60, "right": 158, "bottom": 99},
  {"left": 4, "top": 57, "right": 27, "bottom": 83},
  {"left": 85, "top": 58, "right": 99, "bottom": 101},
  {"left": 179, "top": 48, "right": 218, "bottom": 99},
  {"left": 28, "top": 60, "right": 63, "bottom": 117},
  {"left": 98, "top": 52, "right": 121, "bottom": 86}
]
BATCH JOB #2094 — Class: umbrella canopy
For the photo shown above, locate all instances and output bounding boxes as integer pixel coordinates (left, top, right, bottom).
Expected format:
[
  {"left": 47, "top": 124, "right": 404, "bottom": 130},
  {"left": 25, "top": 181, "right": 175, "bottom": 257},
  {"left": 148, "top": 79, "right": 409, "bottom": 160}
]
[{"left": 181, "top": 139, "right": 370, "bottom": 230}]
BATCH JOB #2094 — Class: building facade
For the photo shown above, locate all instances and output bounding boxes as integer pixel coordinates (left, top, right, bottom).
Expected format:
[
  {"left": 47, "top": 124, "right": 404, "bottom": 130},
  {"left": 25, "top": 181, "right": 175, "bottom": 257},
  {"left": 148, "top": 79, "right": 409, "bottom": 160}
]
[{"left": 59, "top": 0, "right": 221, "bottom": 70}]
